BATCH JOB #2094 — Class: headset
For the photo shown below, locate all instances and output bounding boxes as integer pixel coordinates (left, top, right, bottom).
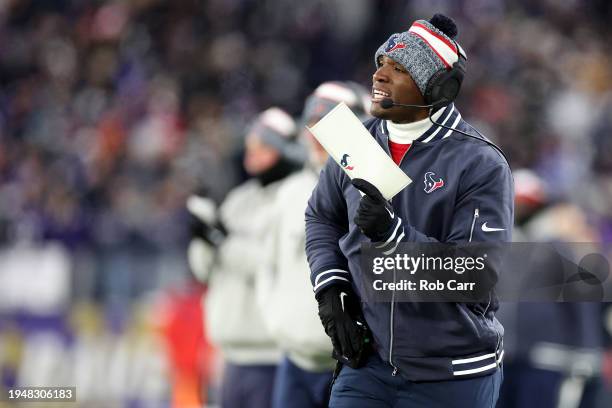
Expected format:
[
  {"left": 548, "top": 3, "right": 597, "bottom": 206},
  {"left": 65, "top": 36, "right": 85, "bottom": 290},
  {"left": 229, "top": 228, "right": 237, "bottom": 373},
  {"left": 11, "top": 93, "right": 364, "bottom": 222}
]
[
  {"left": 423, "top": 44, "right": 467, "bottom": 111},
  {"left": 380, "top": 43, "right": 509, "bottom": 164}
]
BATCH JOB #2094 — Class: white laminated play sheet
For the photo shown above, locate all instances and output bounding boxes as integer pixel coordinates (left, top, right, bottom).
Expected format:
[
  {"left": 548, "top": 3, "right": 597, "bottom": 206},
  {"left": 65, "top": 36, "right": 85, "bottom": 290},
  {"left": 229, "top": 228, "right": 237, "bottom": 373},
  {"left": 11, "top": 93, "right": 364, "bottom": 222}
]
[{"left": 307, "top": 102, "right": 412, "bottom": 200}]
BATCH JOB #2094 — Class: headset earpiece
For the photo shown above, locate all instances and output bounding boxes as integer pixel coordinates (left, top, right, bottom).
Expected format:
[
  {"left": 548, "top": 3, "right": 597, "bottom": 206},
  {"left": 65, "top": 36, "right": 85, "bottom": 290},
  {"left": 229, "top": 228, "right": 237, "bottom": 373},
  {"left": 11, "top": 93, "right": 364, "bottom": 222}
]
[{"left": 423, "top": 54, "right": 466, "bottom": 110}]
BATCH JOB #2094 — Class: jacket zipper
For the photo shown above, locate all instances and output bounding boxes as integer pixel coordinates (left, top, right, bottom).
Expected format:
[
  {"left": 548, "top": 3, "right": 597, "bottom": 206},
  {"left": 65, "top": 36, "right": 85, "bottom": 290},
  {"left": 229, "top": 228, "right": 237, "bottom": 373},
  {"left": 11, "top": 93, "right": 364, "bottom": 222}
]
[
  {"left": 467, "top": 206, "right": 495, "bottom": 342},
  {"left": 389, "top": 267, "right": 399, "bottom": 376},
  {"left": 469, "top": 208, "right": 479, "bottom": 242},
  {"left": 468, "top": 207, "right": 495, "bottom": 342},
  {"left": 382, "top": 128, "right": 403, "bottom": 376},
  {"left": 397, "top": 144, "right": 412, "bottom": 168},
  {"left": 381, "top": 126, "right": 412, "bottom": 169}
]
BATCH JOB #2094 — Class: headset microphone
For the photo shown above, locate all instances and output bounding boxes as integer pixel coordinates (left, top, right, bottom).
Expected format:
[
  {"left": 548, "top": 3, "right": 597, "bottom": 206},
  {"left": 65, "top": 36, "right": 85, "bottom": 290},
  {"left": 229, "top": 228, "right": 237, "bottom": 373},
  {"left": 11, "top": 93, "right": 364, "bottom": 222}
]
[
  {"left": 380, "top": 98, "right": 433, "bottom": 110},
  {"left": 379, "top": 98, "right": 394, "bottom": 109},
  {"left": 379, "top": 98, "right": 509, "bottom": 164}
]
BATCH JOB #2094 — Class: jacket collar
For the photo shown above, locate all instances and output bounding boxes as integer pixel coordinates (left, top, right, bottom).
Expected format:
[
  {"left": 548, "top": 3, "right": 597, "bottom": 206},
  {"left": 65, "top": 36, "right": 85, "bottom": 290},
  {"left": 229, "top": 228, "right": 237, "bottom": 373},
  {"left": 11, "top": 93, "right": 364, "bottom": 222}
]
[{"left": 378, "top": 103, "right": 462, "bottom": 144}]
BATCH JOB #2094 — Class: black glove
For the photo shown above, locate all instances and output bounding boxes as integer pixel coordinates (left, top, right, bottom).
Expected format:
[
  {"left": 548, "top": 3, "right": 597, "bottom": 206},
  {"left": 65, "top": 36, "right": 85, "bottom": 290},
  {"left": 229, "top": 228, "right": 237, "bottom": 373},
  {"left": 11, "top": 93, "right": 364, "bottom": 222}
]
[
  {"left": 189, "top": 213, "right": 227, "bottom": 248},
  {"left": 352, "top": 178, "right": 397, "bottom": 242},
  {"left": 316, "top": 284, "right": 372, "bottom": 368}
]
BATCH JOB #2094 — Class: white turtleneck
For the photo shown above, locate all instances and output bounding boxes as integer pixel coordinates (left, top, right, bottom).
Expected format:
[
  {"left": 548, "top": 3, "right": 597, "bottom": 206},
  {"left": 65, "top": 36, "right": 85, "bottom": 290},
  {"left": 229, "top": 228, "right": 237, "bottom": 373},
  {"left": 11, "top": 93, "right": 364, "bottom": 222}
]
[{"left": 386, "top": 107, "right": 445, "bottom": 144}]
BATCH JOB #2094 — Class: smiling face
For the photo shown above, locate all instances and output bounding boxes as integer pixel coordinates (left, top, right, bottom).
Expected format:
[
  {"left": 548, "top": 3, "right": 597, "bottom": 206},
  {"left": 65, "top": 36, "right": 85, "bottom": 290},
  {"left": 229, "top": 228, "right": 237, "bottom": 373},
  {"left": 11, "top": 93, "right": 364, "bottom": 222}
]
[{"left": 370, "top": 55, "right": 429, "bottom": 123}]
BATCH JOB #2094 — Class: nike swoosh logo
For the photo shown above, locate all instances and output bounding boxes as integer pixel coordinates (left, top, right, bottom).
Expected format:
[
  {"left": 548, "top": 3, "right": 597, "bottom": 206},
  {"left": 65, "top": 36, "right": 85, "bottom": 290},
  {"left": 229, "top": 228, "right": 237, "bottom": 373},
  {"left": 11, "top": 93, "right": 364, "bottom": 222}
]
[
  {"left": 340, "top": 292, "right": 347, "bottom": 312},
  {"left": 385, "top": 207, "right": 395, "bottom": 219},
  {"left": 482, "top": 222, "right": 505, "bottom": 232}
]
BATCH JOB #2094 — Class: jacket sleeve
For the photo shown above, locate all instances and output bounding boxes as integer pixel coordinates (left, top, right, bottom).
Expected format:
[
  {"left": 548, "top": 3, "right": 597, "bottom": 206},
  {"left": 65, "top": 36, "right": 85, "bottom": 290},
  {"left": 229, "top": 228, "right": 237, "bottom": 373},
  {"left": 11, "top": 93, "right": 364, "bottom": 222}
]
[
  {"left": 383, "top": 162, "right": 513, "bottom": 249},
  {"left": 305, "top": 158, "right": 351, "bottom": 295}
]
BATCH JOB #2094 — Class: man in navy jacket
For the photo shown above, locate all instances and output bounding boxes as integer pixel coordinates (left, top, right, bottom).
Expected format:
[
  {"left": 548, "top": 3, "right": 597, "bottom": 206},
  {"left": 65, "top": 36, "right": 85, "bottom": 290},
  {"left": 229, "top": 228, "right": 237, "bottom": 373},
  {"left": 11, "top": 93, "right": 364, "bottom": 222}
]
[{"left": 305, "top": 14, "right": 513, "bottom": 407}]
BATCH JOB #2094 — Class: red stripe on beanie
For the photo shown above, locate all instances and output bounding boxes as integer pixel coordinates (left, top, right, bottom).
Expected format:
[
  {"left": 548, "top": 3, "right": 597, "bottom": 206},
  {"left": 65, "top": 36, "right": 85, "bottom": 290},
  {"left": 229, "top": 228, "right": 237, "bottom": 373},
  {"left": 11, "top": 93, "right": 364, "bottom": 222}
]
[
  {"left": 409, "top": 31, "right": 453, "bottom": 69},
  {"left": 412, "top": 22, "right": 457, "bottom": 53}
]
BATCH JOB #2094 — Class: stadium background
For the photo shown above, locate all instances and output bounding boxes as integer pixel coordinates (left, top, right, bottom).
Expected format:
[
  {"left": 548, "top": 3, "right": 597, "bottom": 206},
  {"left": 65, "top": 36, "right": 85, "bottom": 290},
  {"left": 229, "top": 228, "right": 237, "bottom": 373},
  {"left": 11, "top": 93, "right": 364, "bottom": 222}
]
[{"left": 0, "top": 0, "right": 611, "bottom": 406}]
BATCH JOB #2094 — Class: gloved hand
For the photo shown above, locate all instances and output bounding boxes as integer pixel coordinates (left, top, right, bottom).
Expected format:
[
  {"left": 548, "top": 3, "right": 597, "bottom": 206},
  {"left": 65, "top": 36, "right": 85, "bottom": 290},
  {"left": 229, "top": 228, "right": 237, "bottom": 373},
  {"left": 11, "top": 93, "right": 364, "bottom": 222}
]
[
  {"left": 316, "top": 284, "right": 372, "bottom": 368},
  {"left": 189, "top": 213, "right": 227, "bottom": 247},
  {"left": 187, "top": 195, "right": 227, "bottom": 247},
  {"left": 352, "top": 178, "right": 398, "bottom": 242}
]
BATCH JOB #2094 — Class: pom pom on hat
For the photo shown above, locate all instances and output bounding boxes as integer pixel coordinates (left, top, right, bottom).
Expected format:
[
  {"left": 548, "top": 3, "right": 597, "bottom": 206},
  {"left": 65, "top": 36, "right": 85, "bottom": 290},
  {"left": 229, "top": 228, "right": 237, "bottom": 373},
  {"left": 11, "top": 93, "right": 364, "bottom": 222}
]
[{"left": 429, "top": 14, "right": 458, "bottom": 39}]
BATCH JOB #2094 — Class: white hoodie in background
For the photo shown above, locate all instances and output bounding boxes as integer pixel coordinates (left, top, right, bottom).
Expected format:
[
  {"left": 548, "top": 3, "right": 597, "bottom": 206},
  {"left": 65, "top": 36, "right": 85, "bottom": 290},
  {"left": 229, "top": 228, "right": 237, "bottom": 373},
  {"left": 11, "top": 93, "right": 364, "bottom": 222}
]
[
  {"left": 257, "top": 167, "right": 335, "bottom": 372},
  {"left": 205, "top": 179, "right": 283, "bottom": 365}
]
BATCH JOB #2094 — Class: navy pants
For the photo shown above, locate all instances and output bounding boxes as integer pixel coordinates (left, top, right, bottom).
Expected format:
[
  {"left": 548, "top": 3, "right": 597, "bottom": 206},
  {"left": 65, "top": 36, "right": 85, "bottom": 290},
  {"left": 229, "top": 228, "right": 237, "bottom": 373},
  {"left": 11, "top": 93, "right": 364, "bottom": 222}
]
[
  {"left": 330, "top": 354, "right": 502, "bottom": 408},
  {"left": 272, "top": 356, "right": 333, "bottom": 408},
  {"left": 220, "top": 363, "right": 277, "bottom": 408}
]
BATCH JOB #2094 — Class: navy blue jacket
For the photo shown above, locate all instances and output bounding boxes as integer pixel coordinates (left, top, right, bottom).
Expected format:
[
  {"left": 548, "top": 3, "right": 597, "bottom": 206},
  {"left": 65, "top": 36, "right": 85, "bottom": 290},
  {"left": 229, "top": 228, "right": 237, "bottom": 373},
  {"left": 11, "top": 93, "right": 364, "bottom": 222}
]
[{"left": 305, "top": 103, "right": 514, "bottom": 381}]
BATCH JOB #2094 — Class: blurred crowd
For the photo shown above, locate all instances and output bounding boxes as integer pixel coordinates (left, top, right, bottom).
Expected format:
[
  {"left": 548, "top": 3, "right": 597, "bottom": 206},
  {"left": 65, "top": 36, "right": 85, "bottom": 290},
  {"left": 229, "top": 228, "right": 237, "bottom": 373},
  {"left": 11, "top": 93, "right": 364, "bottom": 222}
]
[
  {"left": 1, "top": 0, "right": 612, "bottom": 253},
  {"left": 1, "top": 0, "right": 612, "bottom": 406}
]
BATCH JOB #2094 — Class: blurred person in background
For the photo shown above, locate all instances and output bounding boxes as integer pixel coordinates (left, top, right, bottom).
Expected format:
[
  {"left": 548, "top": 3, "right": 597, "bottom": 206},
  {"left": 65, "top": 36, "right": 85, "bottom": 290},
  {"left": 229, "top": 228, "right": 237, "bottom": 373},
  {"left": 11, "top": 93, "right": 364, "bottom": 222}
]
[
  {"left": 497, "top": 169, "right": 609, "bottom": 408},
  {"left": 257, "top": 81, "right": 370, "bottom": 408},
  {"left": 187, "top": 107, "right": 304, "bottom": 408},
  {"left": 156, "top": 280, "right": 215, "bottom": 408}
]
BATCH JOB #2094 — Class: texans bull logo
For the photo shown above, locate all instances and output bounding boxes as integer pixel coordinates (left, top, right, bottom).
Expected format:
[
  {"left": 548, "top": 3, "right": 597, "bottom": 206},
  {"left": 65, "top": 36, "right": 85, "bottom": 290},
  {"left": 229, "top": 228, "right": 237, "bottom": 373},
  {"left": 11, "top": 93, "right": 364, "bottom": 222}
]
[
  {"left": 340, "top": 154, "right": 354, "bottom": 170},
  {"left": 385, "top": 36, "right": 406, "bottom": 53},
  {"left": 423, "top": 171, "right": 444, "bottom": 194}
]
